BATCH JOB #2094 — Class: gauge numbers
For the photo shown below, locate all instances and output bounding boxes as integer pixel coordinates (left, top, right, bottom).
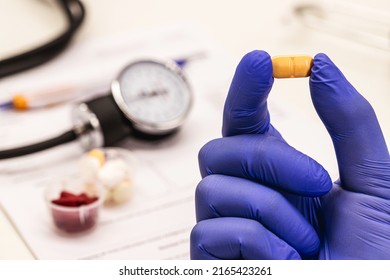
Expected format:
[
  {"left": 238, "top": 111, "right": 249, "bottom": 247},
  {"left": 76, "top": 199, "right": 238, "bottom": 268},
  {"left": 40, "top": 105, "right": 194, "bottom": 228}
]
[{"left": 112, "top": 59, "right": 192, "bottom": 135}]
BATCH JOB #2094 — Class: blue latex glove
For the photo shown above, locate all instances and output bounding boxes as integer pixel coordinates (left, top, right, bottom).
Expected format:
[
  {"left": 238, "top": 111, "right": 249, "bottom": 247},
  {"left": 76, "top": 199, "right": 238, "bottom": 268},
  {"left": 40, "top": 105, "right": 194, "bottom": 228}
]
[{"left": 190, "top": 50, "right": 390, "bottom": 260}]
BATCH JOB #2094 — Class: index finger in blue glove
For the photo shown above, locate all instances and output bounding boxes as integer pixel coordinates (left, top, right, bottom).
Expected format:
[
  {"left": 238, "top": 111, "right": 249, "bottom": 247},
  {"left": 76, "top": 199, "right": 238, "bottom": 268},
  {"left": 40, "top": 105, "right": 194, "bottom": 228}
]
[
  {"left": 310, "top": 54, "right": 390, "bottom": 199},
  {"left": 222, "top": 50, "right": 275, "bottom": 137},
  {"left": 199, "top": 134, "right": 332, "bottom": 196}
]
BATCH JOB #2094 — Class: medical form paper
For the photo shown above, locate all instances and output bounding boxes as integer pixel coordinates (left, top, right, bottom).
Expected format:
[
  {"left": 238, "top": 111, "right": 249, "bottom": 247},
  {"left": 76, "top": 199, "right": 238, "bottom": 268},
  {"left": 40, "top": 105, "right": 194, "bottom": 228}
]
[
  {"left": 0, "top": 23, "right": 233, "bottom": 259},
  {"left": 0, "top": 24, "right": 338, "bottom": 260}
]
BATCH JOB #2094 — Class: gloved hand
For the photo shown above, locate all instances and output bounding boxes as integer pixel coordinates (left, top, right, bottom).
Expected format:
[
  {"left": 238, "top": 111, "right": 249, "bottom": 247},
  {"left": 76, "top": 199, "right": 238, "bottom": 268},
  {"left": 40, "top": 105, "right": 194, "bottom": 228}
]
[{"left": 190, "top": 50, "right": 390, "bottom": 259}]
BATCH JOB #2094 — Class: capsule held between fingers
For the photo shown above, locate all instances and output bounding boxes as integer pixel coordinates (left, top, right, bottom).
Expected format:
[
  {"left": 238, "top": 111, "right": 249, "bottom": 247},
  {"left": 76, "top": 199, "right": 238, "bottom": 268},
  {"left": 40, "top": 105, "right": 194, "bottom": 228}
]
[{"left": 272, "top": 55, "right": 313, "bottom": 78}]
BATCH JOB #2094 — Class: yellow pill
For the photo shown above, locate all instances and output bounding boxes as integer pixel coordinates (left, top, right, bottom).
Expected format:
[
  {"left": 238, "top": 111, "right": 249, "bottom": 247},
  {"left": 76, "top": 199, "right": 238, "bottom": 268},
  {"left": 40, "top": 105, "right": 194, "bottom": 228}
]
[
  {"left": 88, "top": 149, "right": 105, "bottom": 166},
  {"left": 272, "top": 55, "right": 313, "bottom": 78}
]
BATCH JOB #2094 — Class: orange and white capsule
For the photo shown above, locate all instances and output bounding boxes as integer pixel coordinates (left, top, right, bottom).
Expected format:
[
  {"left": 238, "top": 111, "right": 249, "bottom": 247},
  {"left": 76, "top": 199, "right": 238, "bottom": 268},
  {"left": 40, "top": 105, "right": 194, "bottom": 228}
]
[{"left": 272, "top": 55, "right": 313, "bottom": 78}]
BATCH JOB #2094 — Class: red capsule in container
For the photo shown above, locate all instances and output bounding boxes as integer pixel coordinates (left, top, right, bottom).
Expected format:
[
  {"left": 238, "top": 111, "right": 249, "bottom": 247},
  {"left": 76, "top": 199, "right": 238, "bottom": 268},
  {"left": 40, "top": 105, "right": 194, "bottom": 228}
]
[{"left": 45, "top": 179, "right": 103, "bottom": 233}]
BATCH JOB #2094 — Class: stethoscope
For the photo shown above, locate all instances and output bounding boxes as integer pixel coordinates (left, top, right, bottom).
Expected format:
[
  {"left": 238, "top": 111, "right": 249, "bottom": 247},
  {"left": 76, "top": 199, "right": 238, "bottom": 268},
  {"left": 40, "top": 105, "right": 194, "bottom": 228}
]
[
  {"left": 0, "top": 0, "right": 194, "bottom": 160},
  {"left": 0, "top": 58, "right": 193, "bottom": 159}
]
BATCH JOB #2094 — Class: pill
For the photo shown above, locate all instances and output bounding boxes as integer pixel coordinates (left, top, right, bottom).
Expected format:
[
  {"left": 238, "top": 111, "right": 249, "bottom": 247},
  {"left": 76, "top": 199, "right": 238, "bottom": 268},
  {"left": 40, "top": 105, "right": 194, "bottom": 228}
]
[
  {"left": 272, "top": 55, "right": 313, "bottom": 78},
  {"left": 111, "top": 180, "right": 132, "bottom": 204},
  {"left": 79, "top": 156, "right": 100, "bottom": 180},
  {"left": 88, "top": 149, "right": 105, "bottom": 166},
  {"left": 98, "top": 160, "right": 128, "bottom": 188}
]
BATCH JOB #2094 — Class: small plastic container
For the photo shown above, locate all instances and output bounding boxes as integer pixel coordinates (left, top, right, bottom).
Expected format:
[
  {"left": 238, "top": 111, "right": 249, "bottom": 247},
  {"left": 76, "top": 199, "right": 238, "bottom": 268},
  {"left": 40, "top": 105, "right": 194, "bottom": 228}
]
[
  {"left": 45, "top": 177, "right": 104, "bottom": 233},
  {"left": 79, "top": 147, "right": 136, "bottom": 205}
]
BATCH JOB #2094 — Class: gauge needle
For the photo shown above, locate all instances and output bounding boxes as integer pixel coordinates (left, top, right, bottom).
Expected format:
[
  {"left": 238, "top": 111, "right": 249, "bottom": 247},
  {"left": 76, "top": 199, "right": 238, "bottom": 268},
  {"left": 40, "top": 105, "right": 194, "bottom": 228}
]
[{"left": 130, "top": 88, "right": 168, "bottom": 102}]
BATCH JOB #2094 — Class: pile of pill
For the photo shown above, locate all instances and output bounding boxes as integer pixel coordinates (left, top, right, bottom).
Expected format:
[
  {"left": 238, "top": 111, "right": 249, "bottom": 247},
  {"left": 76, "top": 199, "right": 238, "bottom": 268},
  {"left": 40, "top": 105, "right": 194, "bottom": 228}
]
[
  {"left": 80, "top": 149, "right": 133, "bottom": 204},
  {"left": 51, "top": 191, "right": 98, "bottom": 207}
]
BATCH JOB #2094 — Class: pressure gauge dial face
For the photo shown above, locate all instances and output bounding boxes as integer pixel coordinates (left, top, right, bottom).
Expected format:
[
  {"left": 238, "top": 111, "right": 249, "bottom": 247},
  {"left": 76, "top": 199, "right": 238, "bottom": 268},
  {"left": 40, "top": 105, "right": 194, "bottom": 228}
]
[{"left": 111, "top": 59, "right": 193, "bottom": 135}]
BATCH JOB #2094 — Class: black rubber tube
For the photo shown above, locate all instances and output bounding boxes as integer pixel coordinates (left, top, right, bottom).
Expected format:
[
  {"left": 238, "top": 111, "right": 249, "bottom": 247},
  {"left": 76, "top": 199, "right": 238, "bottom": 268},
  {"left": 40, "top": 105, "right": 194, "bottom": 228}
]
[
  {"left": 0, "top": 0, "right": 85, "bottom": 78},
  {"left": 0, "top": 130, "right": 77, "bottom": 159}
]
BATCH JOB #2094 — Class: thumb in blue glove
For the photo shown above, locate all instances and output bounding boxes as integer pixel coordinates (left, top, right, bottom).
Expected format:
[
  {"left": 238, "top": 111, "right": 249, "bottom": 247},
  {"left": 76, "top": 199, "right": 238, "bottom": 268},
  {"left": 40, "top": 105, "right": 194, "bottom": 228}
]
[{"left": 310, "top": 53, "right": 390, "bottom": 259}]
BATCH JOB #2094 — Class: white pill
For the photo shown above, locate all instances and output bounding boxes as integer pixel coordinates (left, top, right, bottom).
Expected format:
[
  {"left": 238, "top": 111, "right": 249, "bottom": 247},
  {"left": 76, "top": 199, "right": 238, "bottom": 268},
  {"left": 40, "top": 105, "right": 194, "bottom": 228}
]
[
  {"left": 112, "top": 180, "right": 132, "bottom": 204},
  {"left": 104, "top": 188, "right": 114, "bottom": 202},
  {"left": 79, "top": 156, "right": 100, "bottom": 180},
  {"left": 109, "top": 159, "right": 129, "bottom": 172},
  {"left": 98, "top": 160, "right": 128, "bottom": 188}
]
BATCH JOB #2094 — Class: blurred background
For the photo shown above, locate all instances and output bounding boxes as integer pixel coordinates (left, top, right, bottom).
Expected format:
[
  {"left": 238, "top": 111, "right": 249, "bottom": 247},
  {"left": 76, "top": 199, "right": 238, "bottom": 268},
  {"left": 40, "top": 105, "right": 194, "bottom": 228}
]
[
  {"left": 1, "top": 0, "right": 389, "bottom": 127},
  {"left": 0, "top": 0, "right": 389, "bottom": 259}
]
